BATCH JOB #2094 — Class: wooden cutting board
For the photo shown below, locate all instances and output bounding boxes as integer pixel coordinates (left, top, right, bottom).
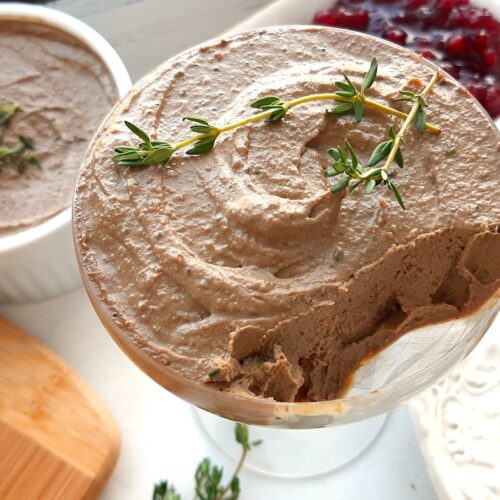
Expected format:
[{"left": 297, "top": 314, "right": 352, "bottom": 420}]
[{"left": 0, "top": 315, "right": 120, "bottom": 499}]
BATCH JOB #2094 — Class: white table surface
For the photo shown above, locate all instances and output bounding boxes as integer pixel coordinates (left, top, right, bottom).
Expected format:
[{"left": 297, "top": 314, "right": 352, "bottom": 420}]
[
  {"left": 0, "top": 1, "right": 439, "bottom": 498},
  {"left": 0, "top": 287, "right": 438, "bottom": 500}
]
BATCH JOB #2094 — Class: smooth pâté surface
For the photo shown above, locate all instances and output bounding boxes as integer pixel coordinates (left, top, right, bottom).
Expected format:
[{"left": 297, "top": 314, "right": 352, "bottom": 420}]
[{"left": 74, "top": 27, "right": 500, "bottom": 404}]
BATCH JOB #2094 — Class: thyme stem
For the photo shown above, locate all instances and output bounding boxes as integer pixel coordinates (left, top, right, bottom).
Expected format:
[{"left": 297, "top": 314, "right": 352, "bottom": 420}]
[
  {"left": 381, "top": 72, "right": 440, "bottom": 175},
  {"left": 172, "top": 92, "right": 440, "bottom": 152},
  {"left": 215, "top": 447, "right": 247, "bottom": 500},
  {"left": 287, "top": 93, "right": 440, "bottom": 133}
]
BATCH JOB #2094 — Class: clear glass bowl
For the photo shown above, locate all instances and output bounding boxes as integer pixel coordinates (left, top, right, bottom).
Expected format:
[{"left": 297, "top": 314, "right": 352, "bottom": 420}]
[
  {"left": 79, "top": 264, "right": 499, "bottom": 428},
  {"left": 73, "top": 24, "right": 500, "bottom": 431}
]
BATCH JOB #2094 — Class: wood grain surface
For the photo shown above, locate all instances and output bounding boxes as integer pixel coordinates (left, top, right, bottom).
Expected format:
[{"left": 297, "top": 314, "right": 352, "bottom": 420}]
[{"left": 0, "top": 316, "right": 120, "bottom": 499}]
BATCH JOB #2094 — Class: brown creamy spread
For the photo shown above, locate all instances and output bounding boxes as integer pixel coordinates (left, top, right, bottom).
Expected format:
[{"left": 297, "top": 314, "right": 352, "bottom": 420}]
[
  {"left": 0, "top": 20, "right": 117, "bottom": 235},
  {"left": 74, "top": 27, "right": 500, "bottom": 403}
]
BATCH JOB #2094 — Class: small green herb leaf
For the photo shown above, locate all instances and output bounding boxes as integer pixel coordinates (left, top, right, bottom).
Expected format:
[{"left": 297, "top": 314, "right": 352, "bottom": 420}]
[
  {"left": 328, "top": 102, "right": 354, "bottom": 116},
  {"left": 125, "top": 120, "right": 152, "bottom": 148},
  {"left": 345, "top": 140, "right": 359, "bottom": 169},
  {"left": 143, "top": 147, "right": 175, "bottom": 165},
  {"left": 334, "top": 248, "right": 344, "bottom": 262},
  {"left": 368, "top": 140, "right": 392, "bottom": 167},
  {"left": 183, "top": 116, "right": 209, "bottom": 125},
  {"left": 353, "top": 99, "right": 363, "bottom": 123},
  {"left": 362, "top": 57, "right": 378, "bottom": 92},
  {"left": 250, "top": 96, "right": 282, "bottom": 108},
  {"left": 395, "top": 147, "right": 404, "bottom": 168},
  {"left": 335, "top": 81, "right": 354, "bottom": 92},
  {"left": 415, "top": 107, "right": 426, "bottom": 134},
  {"left": 388, "top": 181, "right": 406, "bottom": 209},
  {"left": 190, "top": 125, "right": 214, "bottom": 134},
  {"left": 266, "top": 106, "right": 287, "bottom": 122},
  {"left": 0, "top": 102, "right": 21, "bottom": 126},
  {"left": 327, "top": 148, "right": 340, "bottom": 161},
  {"left": 359, "top": 167, "right": 381, "bottom": 179},
  {"left": 230, "top": 476, "right": 240, "bottom": 499},
  {"left": 235, "top": 423, "right": 250, "bottom": 451},
  {"left": 342, "top": 74, "right": 356, "bottom": 91},
  {"left": 183, "top": 117, "right": 218, "bottom": 134},
  {"left": 324, "top": 168, "right": 341, "bottom": 177},
  {"left": 395, "top": 90, "right": 418, "bottom": 102},
  {"left": 334, "top": 90, "right": 357, "bottom": 98},
  {"left": 186, "top": 137, "right": 216, "bottom": 155},
  {"left": 337, "top": 146, "right": 347, "bottom": 163},
  {"left": 331, "top": 177, "right": 349, "bottom": 192},
  {"left": 19, "top": 135, "right": 34, "bottom": 150},
  {"left": 348, "top": 180, "right": 363, "bottom": 192},
  {"left": 332, "top": 161, "right": 346, "bottom": 173},
  {"left": 250, "top": 95, "right": 288, "bottom": 122},
  {"left": 365, "top": 177, "right": 376, "bottom": 194}
]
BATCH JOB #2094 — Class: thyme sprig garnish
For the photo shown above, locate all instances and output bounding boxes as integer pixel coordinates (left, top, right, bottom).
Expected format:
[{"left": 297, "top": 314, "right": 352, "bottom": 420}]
[
  {"left": 113, "top": 121, "right": 175, "bottom": 166},
  {"left": 0, "top": 102, "right": 41, "bottom": 173},
  {"left": 113, "top": 59, "right": 442, "bottom": 209},
  {"left": 329, "top": 57, "right": 378, "bottom": 122},
  {"left": 113, "top": 58, "right": 440, "bottom": 168},
  {"left": 327, "top": 71, "right": 440, "bottom": 208},
  {"left": 153, "top": 423, "right": 261, "bottom": 500},
  {"left": 326, "top": 131, "right": 406, "bottom": 209}
]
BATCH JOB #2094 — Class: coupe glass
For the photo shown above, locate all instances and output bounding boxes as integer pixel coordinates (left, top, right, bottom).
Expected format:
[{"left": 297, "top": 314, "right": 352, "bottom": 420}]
[{"left": 74, "top": 32, "right": 500, "bottom": 476}]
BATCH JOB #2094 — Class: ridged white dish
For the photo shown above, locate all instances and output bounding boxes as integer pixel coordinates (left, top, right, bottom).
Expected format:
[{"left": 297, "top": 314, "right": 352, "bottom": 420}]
[
  {"left": 409, "top": 318, "right": 500, "bottom": 500},
  {"left": 0, "top": 3, "right": 131, "bottom": 304}
]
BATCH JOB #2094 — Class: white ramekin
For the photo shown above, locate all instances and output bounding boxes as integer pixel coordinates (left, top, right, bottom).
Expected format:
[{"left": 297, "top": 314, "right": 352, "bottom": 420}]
[{"left": 0, "top": 3, "right": 131, "bottom": 304}]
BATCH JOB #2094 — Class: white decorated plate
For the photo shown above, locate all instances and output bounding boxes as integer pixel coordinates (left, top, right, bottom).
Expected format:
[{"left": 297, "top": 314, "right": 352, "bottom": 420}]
[
  {"left": 229, "top": 1, "right": 500, "bottom": 499},
  {"left": 410, "top": 318, "right": 500, "bottom": 500}
]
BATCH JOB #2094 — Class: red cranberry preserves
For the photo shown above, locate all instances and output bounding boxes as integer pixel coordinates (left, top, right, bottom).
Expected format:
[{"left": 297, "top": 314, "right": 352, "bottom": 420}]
[{"left": 313, "top": 0, "right": 500, "bottom": 118}]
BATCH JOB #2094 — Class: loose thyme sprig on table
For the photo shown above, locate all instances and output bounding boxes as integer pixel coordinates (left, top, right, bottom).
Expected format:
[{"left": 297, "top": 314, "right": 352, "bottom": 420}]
[
  {"left": 153, "top": 423, "right": 262, "bottom": 500},
  {"left": 113, "top": 58, "right": 441, "bottom": 209},
  {"left": 0, "top": 102, "right": 41, "bottom": 173}
]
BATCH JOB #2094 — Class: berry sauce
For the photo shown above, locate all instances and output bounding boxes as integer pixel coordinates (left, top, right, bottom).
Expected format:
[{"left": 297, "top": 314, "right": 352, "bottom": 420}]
[{"left": 313, "top": 0, "right": 500, "bottom": 119}]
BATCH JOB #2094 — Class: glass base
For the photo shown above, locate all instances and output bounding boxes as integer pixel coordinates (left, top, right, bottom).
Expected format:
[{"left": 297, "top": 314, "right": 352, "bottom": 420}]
[{"left": 194, "top": 409, "right": 388, "bottom": 478}]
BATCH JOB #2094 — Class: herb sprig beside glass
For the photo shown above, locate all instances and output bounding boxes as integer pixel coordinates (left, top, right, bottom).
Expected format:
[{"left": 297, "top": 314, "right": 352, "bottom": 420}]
[
  {"left": 153, "top": 423, "right": 261, "bottom": 500},
  {"left": 113, "top": 59, "right": 441, "bottom": 209}
]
